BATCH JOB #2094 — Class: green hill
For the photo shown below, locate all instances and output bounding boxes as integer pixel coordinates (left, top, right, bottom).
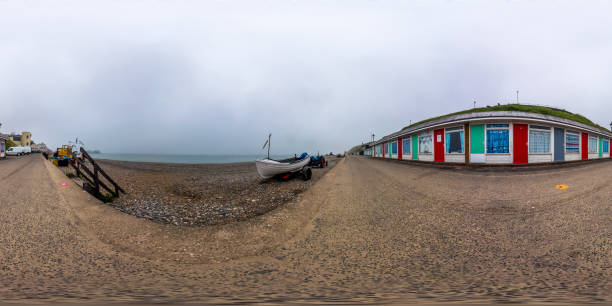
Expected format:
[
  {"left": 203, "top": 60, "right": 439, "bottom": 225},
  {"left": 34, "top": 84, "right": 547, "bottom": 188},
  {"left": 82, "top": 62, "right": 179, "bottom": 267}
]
[{"left": 348, "top": 144, "right": 366, "bottom": 154}]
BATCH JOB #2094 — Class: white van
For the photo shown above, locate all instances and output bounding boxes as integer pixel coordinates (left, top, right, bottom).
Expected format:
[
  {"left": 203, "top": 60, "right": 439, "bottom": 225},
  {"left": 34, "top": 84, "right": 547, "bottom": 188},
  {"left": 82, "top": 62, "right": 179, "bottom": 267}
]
[{"left": 6, "top": 146, "right": 26, "bottom": 156}]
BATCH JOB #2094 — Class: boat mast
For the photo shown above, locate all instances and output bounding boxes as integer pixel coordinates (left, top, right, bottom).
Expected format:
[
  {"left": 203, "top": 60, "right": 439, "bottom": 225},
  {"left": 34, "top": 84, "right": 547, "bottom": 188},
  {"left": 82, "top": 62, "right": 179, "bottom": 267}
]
[{"left": 267, "top": 133, "right": 271, "bottom": 159}]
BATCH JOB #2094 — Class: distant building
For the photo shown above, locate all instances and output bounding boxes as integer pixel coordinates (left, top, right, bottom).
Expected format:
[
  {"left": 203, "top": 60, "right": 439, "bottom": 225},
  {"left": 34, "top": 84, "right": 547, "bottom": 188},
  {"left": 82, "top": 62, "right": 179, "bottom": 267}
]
[
  {"left": 8, "top": 131, "right": 33, "bottom": 147},
  {"left": 355, "top": 142, "right": 374, "bottom": 156},
  {"left": 31, "top": 142, "right": 49, "bottom": 153}
]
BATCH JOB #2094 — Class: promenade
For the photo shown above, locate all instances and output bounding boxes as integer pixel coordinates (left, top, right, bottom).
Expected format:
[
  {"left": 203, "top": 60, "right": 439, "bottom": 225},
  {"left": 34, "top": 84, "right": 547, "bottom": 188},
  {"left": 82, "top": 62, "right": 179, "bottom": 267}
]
[{"left": 0, "top": 154, "right": 610, "bottom": 304}]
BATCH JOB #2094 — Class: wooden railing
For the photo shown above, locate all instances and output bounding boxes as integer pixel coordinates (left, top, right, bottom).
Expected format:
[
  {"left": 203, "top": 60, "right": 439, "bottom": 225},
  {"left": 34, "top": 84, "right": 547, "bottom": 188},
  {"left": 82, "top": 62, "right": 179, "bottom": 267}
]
[{"left": 71, "top": 147, "right": 125, "bottom": 200}]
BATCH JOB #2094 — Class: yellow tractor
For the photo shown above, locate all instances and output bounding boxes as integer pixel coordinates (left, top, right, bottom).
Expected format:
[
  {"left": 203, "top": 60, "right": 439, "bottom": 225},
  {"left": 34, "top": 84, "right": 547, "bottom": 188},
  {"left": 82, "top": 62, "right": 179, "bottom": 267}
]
[
  {"left": 57, "top": 145, "right": 73, "bottom": 159},
  {"left": 54, "top": 145, "right": 73, "bottom": 166}
]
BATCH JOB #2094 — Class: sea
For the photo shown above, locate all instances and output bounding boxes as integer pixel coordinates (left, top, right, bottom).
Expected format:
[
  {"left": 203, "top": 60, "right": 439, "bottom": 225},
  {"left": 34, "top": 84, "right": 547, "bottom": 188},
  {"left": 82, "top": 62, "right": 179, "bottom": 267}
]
[{"left": 89, "top": 153, "right": 293, "bottom": 164}]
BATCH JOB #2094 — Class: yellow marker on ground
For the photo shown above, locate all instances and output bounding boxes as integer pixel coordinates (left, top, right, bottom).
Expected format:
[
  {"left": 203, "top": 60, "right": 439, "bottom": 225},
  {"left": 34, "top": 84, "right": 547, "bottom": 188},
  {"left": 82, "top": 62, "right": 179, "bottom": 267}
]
[{"left": 556, "top": 184, "right": 569, "bottom": 190}]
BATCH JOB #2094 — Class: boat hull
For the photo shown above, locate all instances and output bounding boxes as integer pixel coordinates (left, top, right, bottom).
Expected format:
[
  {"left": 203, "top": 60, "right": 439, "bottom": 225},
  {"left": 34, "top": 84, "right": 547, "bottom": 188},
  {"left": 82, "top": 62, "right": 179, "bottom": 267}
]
[{"left": 255, "top": 156, "right": 310, "bottom": 179}]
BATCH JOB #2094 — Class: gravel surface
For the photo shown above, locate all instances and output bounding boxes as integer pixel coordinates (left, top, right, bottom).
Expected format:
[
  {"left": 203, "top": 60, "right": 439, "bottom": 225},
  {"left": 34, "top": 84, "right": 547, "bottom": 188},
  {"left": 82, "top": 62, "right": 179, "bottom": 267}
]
[{"left": 93, "top": 156, "right": 339, "bottom": 226}]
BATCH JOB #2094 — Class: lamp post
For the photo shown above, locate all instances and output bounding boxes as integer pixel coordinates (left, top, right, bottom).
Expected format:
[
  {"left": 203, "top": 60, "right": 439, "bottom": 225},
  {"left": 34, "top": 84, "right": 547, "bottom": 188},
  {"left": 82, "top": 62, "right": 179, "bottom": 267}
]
[{"left": 516, "top": 90, "right": 519, "bottom": 104}]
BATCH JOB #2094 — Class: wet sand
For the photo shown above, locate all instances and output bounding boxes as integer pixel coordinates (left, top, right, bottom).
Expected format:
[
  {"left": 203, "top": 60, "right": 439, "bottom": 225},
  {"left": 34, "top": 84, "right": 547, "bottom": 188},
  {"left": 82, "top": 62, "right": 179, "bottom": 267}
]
[{"left": 0, "top": 154, "right": 610, "bottom": 304}]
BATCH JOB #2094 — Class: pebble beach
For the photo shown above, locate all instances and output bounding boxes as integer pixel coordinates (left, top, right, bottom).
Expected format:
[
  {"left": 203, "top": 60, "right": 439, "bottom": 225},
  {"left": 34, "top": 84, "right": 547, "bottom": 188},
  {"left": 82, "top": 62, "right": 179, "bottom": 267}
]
[{"left": 95, "top": 156, "right": 339, "bottom": 226}]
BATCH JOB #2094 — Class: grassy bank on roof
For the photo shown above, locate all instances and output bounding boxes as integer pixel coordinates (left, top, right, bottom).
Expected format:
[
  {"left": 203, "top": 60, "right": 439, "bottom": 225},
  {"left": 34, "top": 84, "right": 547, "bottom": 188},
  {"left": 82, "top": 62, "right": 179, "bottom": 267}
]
[
  {"left": 402, "top": 104, "right": 610, "bottom": 133},
  {"left": 348, "top": 144, "right": 365, "bottom": 154}
]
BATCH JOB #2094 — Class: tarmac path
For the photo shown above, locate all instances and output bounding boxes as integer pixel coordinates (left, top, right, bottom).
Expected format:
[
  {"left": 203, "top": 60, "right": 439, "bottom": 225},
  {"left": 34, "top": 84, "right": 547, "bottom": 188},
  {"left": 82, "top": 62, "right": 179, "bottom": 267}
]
[{"left": 0, "top": 154, "right": 610, "bottom": 304}]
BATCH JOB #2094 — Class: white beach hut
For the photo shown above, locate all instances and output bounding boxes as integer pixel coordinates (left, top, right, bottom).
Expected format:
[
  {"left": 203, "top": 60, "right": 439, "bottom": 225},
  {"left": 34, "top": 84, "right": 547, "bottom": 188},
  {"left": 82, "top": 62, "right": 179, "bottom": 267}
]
[{"left": 0, "top": 135, "right": 6, "bottom": 158}]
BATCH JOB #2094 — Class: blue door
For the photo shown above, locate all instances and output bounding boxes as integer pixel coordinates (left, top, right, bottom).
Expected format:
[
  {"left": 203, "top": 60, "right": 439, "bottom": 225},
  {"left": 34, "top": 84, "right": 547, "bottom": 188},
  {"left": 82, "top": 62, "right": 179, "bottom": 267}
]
[{"left": 554, "top": 128, "right": 565, "bottom": 162}]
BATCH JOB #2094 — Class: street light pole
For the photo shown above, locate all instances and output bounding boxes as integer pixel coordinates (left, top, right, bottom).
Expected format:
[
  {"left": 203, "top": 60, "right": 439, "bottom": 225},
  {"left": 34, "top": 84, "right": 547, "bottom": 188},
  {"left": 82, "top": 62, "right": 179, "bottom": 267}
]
[{"left": 516, "top": 90, "right": 519, "bottom": 104}]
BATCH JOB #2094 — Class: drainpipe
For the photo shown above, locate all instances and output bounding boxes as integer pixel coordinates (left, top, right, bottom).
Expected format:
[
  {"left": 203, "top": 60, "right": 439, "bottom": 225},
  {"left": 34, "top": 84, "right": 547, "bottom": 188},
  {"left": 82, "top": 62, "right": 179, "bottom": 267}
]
[{"left": 465, "top": 122, "right": 471, "bottom": 165}]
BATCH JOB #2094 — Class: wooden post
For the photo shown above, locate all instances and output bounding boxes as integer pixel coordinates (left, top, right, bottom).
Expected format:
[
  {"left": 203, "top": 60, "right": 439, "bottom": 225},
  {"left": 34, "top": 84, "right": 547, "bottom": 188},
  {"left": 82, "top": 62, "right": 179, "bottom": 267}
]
[
  {"left": 465, "top": 123, "right": 470, "bottom": 165},
  {"left": 94, "top": 165, "right": 100, "bottom": 197}
]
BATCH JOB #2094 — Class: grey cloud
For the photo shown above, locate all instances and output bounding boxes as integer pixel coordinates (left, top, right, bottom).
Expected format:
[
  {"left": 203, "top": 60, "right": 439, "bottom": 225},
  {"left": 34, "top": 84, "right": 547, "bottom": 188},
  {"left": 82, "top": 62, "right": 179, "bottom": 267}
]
[{"left": 1, "top": 1, "right": 612, "bottom": 154}]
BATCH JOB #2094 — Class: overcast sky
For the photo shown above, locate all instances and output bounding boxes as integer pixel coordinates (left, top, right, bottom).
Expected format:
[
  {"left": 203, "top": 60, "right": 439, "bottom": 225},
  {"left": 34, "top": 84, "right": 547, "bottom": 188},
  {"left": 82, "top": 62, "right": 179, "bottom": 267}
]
[{"left": 1, "top": 1, "right": 612, "bottom": 155}]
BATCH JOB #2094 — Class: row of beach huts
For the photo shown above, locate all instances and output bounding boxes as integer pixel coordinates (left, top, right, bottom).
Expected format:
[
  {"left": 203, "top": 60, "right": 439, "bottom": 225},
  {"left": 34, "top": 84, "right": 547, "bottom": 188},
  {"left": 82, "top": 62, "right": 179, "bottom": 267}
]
[{"left": 363, "top": 109, "right": 612, "bottom": 165}]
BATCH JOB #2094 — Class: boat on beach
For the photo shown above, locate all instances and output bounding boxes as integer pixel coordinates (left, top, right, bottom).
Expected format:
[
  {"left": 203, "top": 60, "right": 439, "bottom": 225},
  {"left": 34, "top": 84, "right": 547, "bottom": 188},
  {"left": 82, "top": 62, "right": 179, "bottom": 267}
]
[
  {"left": 257, "top": 134, "right": 311, "bottom": 180},
  {"left": 256, "top": 153, "right": 310, "bottom": 179}
]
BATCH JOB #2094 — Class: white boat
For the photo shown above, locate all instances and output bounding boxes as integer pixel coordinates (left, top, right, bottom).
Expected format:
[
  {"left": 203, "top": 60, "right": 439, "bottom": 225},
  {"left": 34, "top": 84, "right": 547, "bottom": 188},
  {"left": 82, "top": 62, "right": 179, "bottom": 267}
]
[{"left": 255, "top": 155, "right": 310, "bottom": 179}]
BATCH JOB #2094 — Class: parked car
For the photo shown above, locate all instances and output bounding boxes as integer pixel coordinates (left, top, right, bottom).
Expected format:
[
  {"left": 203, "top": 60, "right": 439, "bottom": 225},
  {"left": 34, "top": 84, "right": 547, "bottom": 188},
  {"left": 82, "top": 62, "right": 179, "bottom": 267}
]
[
  {"left": 6, "top": 146, "right": 26, "bottom": 156},
  {"left": 22, "top": 146, "right": 32, "bottom": 154}
]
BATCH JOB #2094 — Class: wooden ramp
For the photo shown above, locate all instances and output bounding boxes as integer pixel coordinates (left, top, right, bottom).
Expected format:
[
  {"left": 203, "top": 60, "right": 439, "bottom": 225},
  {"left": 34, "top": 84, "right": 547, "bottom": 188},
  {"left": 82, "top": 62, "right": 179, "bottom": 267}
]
[{"left": 70, "top": 147, "right": 125, "bottom": 201}]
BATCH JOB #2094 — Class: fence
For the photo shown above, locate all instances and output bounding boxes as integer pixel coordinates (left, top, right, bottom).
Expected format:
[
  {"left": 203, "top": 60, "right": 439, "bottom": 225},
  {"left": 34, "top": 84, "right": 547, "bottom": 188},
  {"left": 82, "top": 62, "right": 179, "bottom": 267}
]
[{"left": 70, "top": 147, "right": 125, "bottom": 200}]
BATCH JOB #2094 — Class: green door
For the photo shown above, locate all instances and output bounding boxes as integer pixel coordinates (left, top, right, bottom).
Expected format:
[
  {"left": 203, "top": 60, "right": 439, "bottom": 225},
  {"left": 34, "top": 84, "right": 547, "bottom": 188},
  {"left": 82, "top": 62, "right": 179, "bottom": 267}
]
[
  {"left": 600, "top": 137, "right": 603, "bottom": 158},
  {"left": 470, "top": 124, "right": 485, "bottom": 154},
  {"left": 412, "top": 135, "right": 418, "bottom": 160}
]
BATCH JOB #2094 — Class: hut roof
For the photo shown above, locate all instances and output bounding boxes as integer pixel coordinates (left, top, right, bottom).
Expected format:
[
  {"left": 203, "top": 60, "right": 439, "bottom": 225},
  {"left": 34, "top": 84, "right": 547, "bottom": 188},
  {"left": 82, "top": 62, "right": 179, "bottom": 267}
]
[
  {"left": 372, "top": 104, "right": 611, "bottom": 145},
  {"left": 403, "top": 104, "right": 609, "bottom": 133}
]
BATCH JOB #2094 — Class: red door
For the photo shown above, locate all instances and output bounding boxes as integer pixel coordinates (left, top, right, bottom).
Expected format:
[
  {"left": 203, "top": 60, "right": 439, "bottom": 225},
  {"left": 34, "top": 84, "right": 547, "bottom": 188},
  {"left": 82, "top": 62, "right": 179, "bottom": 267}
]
[
  {"left": 398, "top": 138, "right": 403, "bottom": 160},
  {"left": 582, "top": 133, "right": 589, "bottom": 160},
  {"left": 434, "top": 129, "right": 445, "bottom": 162},
  {"left": 513, "top": 124, "right": 528, "bottom": 164}
]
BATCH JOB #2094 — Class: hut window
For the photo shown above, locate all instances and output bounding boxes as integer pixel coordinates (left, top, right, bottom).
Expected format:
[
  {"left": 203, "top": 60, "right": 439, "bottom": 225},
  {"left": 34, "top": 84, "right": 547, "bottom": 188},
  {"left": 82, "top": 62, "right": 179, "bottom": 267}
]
[
  {"left": 589, "top": 137, "right": 598, "bottom": 153},
  {"left": 376, "top": 144, "right": 382, "bottom": 155},
  {"left": 402, "top": 138, "right": 411, "bottom": 154},
  {"left": 565, "top": 133, "right": 580, "bottom": 153},
  {"left": 604, "top": 140, "right": 610, "bottom": 153},
  {"left": 486, "top": 124, "right": 509, "bottom": 154},
  {"left": 529, "top": 126, "right": 551, "bottom": 154},
  {"left": 391, "top": 141, "right": 398, "bottom": 154},
  {"left": 445, "top": 127, "right": 464, "bottom": 154},
  {"left": 419, "top": 134, "right": 432, "bottom": 154},
  {"left": 487, "top": 124, "right": 509, "bottom": 128}
]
